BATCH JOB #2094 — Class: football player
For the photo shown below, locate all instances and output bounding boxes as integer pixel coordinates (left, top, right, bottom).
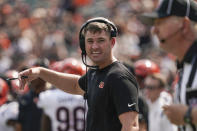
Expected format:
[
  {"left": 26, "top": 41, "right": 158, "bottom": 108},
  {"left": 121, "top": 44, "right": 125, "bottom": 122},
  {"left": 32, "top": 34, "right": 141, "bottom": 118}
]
[
  {"left": 0, "top": 78, "right": 20, "bottom": 131},
  {"left": 37, "top": 58, "right": 86, "bottom": 131}
]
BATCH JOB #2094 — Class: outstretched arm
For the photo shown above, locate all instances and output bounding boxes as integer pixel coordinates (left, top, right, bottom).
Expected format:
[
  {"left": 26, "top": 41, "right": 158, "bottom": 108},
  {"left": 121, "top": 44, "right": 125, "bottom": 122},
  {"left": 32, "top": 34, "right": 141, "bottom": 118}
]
[{"left": 19, "top": 67, "right": 84, "bottom": 95}]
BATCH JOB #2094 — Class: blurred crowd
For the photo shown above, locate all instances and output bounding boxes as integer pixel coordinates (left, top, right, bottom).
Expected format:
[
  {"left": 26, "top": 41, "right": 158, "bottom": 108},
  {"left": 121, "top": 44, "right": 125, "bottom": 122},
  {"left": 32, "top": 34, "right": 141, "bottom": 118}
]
[
  {"left": 0, "top": 0, "right": 177, "bottom": 74},
  {"left": 0, "top": 0, "right": 196, "bottom": 131}
]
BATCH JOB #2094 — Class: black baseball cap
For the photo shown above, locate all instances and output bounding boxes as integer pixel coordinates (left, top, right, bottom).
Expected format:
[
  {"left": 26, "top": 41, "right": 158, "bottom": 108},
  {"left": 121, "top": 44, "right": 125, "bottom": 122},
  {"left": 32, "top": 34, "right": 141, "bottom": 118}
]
[{"left": 138, "top": 0, "right": 197, "bottom": 25}]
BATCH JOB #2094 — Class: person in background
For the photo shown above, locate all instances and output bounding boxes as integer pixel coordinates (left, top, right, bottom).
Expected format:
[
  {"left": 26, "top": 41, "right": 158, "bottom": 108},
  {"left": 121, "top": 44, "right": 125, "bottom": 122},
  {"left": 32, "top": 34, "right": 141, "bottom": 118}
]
[
  {"left": 0, "top": 78, "right": 20, "bottom": 131},
  {"left": 5, "top": 70, "right": 29, "bottom": 101},
  {"left": 144, "top": 73, "right": 177, "bottom": 131},
  {"left": 139, "top": 0, "right": 197, "bottom": 130},
  {"left": 0, "top": 78, "right": 9, "bottom": 106},
  {"left": 133, "top": 59, "right": 160, "bottom": 131},
  {"left": 17, "top": 59, "right": 48, "bottom": 131},
  {"left": 37, "top": 58, "right": 86, "bottom": 131}
]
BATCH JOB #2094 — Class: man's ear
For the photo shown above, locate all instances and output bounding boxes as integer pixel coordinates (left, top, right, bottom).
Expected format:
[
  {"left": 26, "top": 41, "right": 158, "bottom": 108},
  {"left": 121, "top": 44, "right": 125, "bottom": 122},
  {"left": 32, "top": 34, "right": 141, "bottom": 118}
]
[
  {"left": 182, "top": 17, "right": 190, "bottom": 35},
  {"left": 111, "top": 37, "right": 116, "bottom": 47}
]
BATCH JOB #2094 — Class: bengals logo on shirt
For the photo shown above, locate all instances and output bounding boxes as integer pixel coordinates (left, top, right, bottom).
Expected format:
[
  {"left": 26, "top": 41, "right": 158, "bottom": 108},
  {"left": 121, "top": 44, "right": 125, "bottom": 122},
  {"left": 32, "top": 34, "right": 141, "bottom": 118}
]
[{"left": 99, "top": 81, "right": 104, "bottom": 88}]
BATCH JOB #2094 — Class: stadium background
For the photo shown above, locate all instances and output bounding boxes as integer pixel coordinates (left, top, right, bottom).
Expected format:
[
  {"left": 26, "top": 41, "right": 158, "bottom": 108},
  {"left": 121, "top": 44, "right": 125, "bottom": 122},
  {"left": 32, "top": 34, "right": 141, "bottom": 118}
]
[{"left": 0, "top": 0, "right": 197, "bottom": 130}]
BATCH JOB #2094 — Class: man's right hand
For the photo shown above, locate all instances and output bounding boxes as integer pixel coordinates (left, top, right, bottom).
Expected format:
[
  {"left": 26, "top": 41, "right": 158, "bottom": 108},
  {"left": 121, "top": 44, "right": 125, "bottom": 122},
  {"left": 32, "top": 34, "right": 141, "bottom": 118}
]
[
  {"left": 162, "top": 104, "right": 188, "bottom": 125},
  {"left": 19, "top": 67, "right": 41, "bottom": 89}
]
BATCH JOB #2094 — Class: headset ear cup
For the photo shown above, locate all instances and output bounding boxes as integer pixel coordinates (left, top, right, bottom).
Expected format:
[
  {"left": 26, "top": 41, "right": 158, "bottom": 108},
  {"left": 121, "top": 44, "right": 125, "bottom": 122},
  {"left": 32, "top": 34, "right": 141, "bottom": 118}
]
[
  {"left": 111, "top": 31, "right": 116, "bottom": 37},
  {"left": 80, "top": 35, "right": 86, "bottom": 54}
]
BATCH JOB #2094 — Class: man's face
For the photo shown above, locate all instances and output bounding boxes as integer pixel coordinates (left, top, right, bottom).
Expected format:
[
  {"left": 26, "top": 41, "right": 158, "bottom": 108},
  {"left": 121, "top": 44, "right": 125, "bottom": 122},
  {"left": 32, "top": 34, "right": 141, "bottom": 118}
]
[
  {"left": 153, "top": 16, "right": 183, "bottom": 52},
  {"left": 85, "top": 30, "right": 114, "bottom": 66},
  {"left": 144, "top": 77, "right": 162, "bottom": 102}
]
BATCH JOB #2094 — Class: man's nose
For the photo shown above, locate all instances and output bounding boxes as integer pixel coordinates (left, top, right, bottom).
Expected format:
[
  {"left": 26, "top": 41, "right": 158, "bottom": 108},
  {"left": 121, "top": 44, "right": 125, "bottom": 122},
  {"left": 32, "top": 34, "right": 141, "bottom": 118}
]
[{"left": 92, "top": 42, "right": 99, "bottom": 49}]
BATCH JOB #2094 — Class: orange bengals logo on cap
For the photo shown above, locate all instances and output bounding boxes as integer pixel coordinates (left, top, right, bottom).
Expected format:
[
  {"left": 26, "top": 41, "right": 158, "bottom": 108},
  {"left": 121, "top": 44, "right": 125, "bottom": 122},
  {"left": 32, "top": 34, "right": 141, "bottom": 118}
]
[{"left": 99, "top": 81, "right": 104, "bottom": 88}]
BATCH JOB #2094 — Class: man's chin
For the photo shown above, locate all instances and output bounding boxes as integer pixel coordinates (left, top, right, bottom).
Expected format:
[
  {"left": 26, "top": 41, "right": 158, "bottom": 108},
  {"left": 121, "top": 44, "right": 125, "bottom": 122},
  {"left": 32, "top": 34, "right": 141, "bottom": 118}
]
[
  {"left": 92, "top": 60, "right": 102, "bottom": 65},
  {"left": 90, "top": 56, "right": 101, "bottom": 62},
  {"left": 90, "top": 59, "right": 103, "bottom": 65}
]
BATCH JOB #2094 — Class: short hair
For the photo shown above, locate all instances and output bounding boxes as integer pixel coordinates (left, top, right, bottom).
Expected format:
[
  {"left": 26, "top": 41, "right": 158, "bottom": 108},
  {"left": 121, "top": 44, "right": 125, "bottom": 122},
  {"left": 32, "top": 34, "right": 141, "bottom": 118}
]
[{"left": 83, "top": 22, "right": 112, "bottom": 38}]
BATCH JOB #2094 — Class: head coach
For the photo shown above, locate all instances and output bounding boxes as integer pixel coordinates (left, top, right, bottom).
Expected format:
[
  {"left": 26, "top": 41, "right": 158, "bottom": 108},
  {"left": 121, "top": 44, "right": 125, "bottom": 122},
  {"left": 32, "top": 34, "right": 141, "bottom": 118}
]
[{"left": 17, "top": 17, "right": 139, "bottom": 131}]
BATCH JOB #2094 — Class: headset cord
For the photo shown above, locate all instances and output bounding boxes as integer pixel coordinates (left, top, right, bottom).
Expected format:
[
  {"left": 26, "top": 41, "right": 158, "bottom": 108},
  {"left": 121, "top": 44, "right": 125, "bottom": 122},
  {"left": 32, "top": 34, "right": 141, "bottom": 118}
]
[
  {"left": 82, "top": 53, "right": 99, "bottom": 69},
  {"left": 83, "top": 55, "right": 88, "bottom": 131}
]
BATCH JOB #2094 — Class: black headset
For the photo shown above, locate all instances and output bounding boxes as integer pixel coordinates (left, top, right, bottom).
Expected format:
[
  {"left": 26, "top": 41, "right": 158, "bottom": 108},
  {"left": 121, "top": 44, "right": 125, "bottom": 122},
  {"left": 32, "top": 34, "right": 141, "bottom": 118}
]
[{"left": 79, "top": 17, "right": 118, "bottom": 55}]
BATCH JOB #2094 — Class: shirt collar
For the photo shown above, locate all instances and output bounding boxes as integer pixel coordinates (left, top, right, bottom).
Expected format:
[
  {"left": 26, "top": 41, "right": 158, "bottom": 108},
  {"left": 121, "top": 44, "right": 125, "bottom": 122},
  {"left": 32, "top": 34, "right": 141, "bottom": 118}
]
[{"left": 177, "top": 40, "right": 197, "bottom": 69}]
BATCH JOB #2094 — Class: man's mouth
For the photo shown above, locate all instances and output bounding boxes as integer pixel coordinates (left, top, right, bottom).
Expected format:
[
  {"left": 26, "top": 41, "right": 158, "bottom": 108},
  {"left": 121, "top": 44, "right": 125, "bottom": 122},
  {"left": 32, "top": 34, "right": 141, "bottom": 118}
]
[{"left": 91, "top": 51, "right": 101, "bottom": 54}]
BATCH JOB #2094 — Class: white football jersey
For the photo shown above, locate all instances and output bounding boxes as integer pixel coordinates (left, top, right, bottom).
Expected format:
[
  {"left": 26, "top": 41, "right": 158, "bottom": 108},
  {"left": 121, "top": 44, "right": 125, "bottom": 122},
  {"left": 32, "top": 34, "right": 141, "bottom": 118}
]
[
  {"left": 0, "top": 101, "right": 19, "bottom": 131},
  {"left": 147, "top": 91, "right": 177, "bottom": 131},
  {"left": 37, "top": 88, "right": 86, "bottom": 131}
]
